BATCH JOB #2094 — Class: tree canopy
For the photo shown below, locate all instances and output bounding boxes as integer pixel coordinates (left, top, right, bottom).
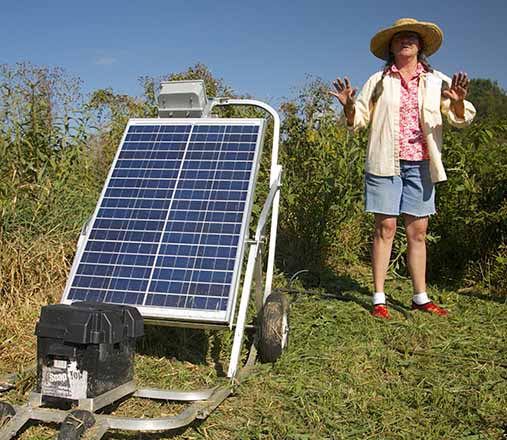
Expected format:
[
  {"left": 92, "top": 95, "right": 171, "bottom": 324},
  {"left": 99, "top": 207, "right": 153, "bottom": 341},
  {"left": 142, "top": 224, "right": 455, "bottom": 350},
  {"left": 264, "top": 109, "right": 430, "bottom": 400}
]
[{"left": 468, "top": 78, "right": 507, "bottom": 121}]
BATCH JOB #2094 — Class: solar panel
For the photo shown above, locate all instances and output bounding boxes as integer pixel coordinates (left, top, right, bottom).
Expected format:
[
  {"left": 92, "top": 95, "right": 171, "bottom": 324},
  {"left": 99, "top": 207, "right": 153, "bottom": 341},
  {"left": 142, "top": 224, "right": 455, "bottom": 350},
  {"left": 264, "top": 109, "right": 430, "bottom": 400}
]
[{"left": 61, "top": 118, "right": 265, "bottom": 323}]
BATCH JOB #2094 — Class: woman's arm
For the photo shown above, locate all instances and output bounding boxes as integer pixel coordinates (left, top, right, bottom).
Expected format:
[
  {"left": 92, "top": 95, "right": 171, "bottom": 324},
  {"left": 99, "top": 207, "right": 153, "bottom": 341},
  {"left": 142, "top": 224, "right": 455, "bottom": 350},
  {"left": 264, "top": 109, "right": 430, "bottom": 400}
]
[
  {"left": 328, "top": 77, "right": 357, "bottom": 126},
  {"left": 438, "top": 71, "right": 476, "bottom": 127},
  {"left": 443, "top": 72, "right": 469, "bottom": 119},
  {"left": 328, "top": 73, "right": 381, "bottom": 130}
]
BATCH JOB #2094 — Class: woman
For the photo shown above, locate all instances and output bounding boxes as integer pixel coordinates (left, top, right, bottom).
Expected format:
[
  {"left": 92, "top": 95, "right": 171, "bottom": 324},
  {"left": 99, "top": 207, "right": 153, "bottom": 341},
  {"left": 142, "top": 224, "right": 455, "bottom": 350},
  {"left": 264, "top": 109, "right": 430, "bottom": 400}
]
[{"left": 329, "top": 18, "right": 476, "bottom": 318}]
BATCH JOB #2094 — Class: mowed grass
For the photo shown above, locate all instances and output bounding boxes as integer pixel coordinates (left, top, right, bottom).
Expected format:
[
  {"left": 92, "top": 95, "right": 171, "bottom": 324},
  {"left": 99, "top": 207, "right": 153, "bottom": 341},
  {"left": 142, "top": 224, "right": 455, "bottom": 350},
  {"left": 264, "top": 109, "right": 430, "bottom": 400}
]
[{"left": 1, "top": 276, "right": 506, "bottom": 439}]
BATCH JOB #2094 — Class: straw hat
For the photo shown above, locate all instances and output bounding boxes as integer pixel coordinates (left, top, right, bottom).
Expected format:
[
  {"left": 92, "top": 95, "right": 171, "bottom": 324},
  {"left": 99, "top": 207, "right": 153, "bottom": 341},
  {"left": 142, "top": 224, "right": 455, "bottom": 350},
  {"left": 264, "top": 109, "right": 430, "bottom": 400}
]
[{"left": 370, "top": 18, "right": 443, "bottom": 60}]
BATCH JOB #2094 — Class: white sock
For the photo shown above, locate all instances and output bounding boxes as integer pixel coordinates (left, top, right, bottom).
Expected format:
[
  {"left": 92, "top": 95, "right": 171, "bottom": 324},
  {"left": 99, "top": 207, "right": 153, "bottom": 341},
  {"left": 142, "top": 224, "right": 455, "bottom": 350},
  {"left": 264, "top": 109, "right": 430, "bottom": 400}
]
[
  {"left": 412, "top": 292, "right": 430, "bottom": 305},
  {"left": 372, "top": 292, "right": 386, "bottom": 305}
]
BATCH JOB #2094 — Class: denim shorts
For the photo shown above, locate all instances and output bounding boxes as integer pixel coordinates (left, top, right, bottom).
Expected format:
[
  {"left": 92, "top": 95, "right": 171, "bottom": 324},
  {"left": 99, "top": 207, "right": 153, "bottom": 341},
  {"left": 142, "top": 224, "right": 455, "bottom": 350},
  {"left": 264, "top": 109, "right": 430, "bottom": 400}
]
[{"left": 364, "top": 160, "right": 435, "bottom": 217}]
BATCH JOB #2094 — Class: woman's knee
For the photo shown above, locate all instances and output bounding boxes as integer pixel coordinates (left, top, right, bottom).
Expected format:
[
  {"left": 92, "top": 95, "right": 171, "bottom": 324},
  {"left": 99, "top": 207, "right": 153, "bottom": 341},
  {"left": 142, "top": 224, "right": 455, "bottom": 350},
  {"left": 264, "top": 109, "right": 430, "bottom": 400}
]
[
  {"left": 374, "top": 215, "right": 397, "bottom": 241},
  {"left": 405, "top": 215, "right": 428, "bottom": 243}
]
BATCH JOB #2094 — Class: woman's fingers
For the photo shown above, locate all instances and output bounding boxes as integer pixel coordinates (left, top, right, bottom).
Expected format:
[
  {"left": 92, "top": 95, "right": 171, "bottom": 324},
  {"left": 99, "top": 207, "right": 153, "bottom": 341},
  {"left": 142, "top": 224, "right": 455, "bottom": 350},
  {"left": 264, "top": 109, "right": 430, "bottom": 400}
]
[
  {"left": 329, "top": 76, "right": 356, "bottom": 106},
  {"left": 452, "top": 72, "right": 470, "bottom": 90},
  {"left": 446, "top": 72, "right": 470, "bottom": 102},
  {"left": 452, "top": 72, "right": 462, "bottom": 89},
  {"left": 333, "top": 77, "right": 345, "bottom": 91},
  {"left": 448, "top": 72, "right": 470, "bottom": 101},
  {"left": 333, "top": 77, "right": 355, "bottom": 91},
  {"left": 460, "top": 73, "right": 470, "bottom": 91}
]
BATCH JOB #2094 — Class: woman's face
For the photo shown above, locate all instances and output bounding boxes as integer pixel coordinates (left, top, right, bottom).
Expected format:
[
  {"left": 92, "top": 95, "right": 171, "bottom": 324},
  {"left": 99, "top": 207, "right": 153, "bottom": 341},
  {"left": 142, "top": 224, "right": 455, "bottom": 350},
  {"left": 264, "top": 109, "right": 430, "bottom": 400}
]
[{"left": 390, "top": 31, "right": 422, "bottom": 59}]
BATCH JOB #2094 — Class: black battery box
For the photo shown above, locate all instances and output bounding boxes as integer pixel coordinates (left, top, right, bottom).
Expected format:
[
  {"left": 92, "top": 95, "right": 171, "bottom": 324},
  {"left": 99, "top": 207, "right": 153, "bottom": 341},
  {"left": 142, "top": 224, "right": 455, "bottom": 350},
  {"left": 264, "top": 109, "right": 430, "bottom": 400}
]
[{"left": 35, "top": 301, "right": 144, "bottom": 405}]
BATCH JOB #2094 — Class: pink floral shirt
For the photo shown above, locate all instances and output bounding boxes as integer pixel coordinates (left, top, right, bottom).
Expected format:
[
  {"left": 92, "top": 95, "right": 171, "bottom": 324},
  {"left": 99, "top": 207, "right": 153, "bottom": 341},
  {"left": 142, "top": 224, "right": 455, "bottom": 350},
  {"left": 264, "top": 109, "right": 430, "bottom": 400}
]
[{"left": 390, "top": 63, "right": 429, "bottom": 161}]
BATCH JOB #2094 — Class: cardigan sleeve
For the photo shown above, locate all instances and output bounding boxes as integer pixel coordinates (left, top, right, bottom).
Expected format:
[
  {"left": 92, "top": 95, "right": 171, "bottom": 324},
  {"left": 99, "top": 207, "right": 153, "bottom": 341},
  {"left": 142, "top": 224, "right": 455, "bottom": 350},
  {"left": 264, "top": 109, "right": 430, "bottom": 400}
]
[
  {"left": 350, "top": 72, "right": 383, "bottom": 131},
  {"left": 436, "top": 71, "right": 476, "bottom": 128},
  {"left": 441, "top": 97, "right": 476, "bottom": 128}
]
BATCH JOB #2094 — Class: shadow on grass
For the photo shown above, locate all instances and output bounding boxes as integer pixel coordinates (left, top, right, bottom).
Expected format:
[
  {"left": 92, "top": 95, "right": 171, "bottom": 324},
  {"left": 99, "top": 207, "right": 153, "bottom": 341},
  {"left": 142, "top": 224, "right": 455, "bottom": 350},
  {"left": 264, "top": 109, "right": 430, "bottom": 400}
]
[
  {"left": 4, "top": 420, "right": 60, "bottom": 440},
  {"left": 135, "top": 324, "right": 256, "bottom": 378},
  {"left": 136, "top": 327, "right": 230, "bottom": 378},
  {"left": 457, "top": 288, "right": 507, "bottom": 305},
  {"left": 277, "top": 266, "right": 412, "bottom": 318},
  {"left": 137, "top": 326, "right": 210, "bottom": 365}
]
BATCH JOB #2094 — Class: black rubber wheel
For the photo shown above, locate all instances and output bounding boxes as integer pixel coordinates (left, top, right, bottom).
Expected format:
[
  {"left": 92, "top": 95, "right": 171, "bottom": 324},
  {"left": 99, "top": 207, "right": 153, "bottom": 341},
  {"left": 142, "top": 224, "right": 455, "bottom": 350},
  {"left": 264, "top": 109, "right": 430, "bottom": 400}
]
[
  {"left": 0, "top": 401, "right": 15, "bottom": 425},
  {"left": 58, "top": 410, "right": 95, "bottom": 440},
  {"left": 258, "top": 292, "right": 290, "bottom": 363}
]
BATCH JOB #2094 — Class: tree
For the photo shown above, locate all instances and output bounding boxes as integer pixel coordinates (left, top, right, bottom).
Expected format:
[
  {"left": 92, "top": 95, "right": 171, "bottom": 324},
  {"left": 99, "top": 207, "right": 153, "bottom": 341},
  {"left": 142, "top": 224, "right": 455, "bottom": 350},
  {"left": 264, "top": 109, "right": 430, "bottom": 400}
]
[{"left": 467, "top": 78, "right": 507, "bottom": 121}]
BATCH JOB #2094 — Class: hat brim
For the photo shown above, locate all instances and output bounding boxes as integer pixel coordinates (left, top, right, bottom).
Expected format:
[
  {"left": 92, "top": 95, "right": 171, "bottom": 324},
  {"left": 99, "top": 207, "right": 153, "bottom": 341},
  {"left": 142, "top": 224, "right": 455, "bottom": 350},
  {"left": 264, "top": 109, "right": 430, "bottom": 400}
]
[{"left": 370, "top": 21, "right": 443, "bottom": 60}]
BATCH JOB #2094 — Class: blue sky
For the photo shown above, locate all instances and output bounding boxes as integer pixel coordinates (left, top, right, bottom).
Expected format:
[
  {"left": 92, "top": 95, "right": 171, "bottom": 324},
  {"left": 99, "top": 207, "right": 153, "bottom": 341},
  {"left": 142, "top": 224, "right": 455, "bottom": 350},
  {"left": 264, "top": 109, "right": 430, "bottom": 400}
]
[{"left": 2, "top": 0, "right": 506, "bottom": 106}]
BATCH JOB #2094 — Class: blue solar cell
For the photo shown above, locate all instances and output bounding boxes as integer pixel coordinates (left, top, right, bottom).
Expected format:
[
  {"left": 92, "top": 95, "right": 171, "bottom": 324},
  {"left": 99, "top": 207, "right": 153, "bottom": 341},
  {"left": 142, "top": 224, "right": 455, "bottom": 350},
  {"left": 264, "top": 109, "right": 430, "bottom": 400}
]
[
  {"left": 68, "top": 288, "right": 87, "bottom": 301},
  {"left": 97, "top": 209, "right": 165, "bottom": 220},
  {"left": 63, "top": 120, "right": 263, "bottom": 321}
]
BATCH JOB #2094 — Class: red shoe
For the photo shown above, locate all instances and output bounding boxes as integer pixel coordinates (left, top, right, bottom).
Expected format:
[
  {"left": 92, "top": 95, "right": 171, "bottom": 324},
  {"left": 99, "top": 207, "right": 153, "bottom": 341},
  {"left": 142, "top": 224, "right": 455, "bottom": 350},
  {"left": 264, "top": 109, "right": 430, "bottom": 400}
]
[
  {"left": 371, "top": 304, "right": 390, "bottom": 319},
  {"left": 411, "top": 302, "right": 448, "bottom": 316}
]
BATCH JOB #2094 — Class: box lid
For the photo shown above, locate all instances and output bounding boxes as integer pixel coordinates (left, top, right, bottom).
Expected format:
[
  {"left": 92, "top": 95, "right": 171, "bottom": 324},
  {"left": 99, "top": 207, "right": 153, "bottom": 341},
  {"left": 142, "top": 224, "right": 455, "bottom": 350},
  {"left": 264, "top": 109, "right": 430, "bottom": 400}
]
[{"left": 35, "top": 302, "right": 144, "bottom": 344}]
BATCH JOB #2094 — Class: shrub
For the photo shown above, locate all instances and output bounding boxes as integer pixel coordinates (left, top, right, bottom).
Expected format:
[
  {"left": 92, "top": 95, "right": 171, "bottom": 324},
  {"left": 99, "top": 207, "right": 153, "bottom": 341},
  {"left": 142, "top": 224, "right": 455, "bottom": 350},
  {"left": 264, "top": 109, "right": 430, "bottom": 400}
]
[{"left": 429, "top": 118, "right": 507, "bottom": 292}]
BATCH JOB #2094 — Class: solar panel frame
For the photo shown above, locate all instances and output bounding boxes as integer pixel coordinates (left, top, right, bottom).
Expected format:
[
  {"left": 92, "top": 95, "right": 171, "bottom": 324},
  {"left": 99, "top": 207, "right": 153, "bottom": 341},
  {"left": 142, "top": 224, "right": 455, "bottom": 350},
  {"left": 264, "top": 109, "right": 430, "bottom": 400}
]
[{"left": 61, "top": 118, "right": 266, "bottom": 324}]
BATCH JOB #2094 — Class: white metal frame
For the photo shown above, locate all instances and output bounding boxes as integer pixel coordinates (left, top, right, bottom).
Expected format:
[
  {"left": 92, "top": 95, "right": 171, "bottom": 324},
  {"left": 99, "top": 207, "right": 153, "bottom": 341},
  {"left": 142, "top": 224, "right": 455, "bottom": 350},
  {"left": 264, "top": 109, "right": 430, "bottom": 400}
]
[
  {"left": 206, "top": 98, "right": 282, "bottom": 377},
  {"left": 0, "top": 98, "right": 283, "bottom": 440}
]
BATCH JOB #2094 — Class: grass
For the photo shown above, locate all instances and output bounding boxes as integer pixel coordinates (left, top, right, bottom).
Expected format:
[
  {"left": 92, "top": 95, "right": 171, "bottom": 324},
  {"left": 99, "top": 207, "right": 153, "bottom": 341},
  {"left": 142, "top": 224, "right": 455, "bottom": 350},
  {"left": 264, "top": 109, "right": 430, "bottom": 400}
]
[
  {"left": 1, "top": 269, "right": 506, "bottom": 439},
  {"left": 1, "top": 62, "right": 506, "bottom": 439}
]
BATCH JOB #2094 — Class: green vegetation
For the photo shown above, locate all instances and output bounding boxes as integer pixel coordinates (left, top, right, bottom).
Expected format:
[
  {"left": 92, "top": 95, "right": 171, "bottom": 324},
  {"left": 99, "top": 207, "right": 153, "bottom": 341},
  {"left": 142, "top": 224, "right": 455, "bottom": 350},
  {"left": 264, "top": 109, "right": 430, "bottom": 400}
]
[
  {"left": 467, "top": 79, "right": 507, "bottom": 121},
  {"left": 0, "top": 62, "right": 506, "bottom": 439}
]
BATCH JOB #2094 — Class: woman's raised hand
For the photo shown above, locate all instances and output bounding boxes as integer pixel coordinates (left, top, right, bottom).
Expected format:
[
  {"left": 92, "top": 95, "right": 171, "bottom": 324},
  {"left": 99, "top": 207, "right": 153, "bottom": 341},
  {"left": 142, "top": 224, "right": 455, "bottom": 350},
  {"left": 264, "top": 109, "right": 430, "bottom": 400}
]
[
  {"left": 443, "top": 72, "right": 469, "bottom": 120},
  {"left": 443, "top": 72, "right": 470, "bottom": 103},
  {"left": 328, "top": 77, "right": 357, "bottom": 124},
  {"left": 328, "top": 77, "right": 357, "bottom": 108}
]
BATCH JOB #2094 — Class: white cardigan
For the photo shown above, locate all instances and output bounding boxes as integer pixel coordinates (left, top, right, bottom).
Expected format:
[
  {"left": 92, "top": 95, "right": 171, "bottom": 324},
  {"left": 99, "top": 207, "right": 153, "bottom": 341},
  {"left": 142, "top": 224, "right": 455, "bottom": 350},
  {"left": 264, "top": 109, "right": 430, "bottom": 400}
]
[{"left": 352, "top": 69, "right": 476, "bottom": 183}]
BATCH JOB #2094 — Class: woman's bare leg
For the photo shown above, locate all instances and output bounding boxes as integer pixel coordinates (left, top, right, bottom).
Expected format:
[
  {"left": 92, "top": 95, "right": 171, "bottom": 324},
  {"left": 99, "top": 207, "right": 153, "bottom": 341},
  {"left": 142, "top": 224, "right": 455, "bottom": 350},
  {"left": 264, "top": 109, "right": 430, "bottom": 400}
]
[
  {"left": 403, "top": 214, "right": 428, "bottom": 293},
  {"left": 372, "top": 214, "right": 397, "bottom": 293}
]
